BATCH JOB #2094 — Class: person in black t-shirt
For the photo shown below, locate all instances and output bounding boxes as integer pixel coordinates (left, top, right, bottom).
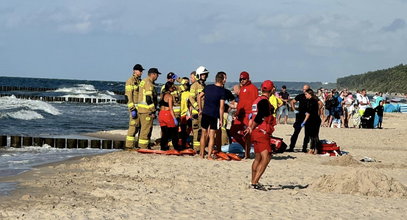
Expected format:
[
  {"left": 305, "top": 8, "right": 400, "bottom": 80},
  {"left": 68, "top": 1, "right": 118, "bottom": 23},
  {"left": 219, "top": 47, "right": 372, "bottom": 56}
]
[
  {"left": 198, "top": 72, "right": 227, "bottom": 159},
  {"left": 277, "top": 85, "right": 290, "bottom": 124},
  {"left": 287, "top": 84, "right": 310, "bottom": 152},
  {"left": 302, "top": 89, "right": 322, "bottom": 154}
]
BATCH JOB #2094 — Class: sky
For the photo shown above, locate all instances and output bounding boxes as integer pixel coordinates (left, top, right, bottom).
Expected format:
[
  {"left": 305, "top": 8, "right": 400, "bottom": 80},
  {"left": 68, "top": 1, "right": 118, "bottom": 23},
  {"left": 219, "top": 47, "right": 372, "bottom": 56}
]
[{"left": 1, "top": 0, "right": 407, "bottom": 83}]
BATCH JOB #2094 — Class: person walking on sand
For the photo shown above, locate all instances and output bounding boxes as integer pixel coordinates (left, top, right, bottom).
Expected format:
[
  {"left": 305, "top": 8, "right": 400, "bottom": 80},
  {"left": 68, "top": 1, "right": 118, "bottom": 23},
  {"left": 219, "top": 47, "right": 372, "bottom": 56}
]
[
  {"left": 287, "top": 84, "right": 310, "bottom": 152},
  {"left": 125, "top": 64, "right": 144, "bottom": 150},
  {"left": 198, "top": 72, "right": 227, "bottom": 159},
  {"left": 243, "top": 80, "right": 275, "bottom": 190},
  {"left": 158, "top": 82, "right": 181, "bottom": 151},
  {"left": 230, "top": 71, "right": 258, "bottom": 159}
]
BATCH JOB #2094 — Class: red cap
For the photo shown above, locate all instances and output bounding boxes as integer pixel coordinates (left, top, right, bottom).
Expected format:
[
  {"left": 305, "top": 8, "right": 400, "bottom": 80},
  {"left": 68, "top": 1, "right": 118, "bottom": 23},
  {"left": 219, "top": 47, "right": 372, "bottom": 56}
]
[
  {"left": 261, "top": 80, "right": 274, "bottom": 91},
  {"left": 240, "top": 71, "right": 250, "bottom": 79}
]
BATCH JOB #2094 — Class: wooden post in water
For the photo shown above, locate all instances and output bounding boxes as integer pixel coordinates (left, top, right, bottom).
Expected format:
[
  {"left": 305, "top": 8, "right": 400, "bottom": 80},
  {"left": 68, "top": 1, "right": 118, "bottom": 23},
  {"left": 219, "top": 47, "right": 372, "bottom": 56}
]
[
  {"left": 22, "top": 137, "right": 33, "bottom": 146},
  {"left": 102, "top": 140, "right": 112, "bottom": 149},
  {"left": 11, "top": 136, "right": 22, "bottom": 148},
  {"left": 55, "top": 138, "right": 66, "bottom": 148},
  {"left": 0, "top": 136, "right": 7, "bottom": 147},
  {"left": 44, "top": 138, "right": 55, "bottom": 147},
  {"left": 78, "top": 139, "right": 88, "bottom": 148},
  {"left": 67, "top": 139, "right": 78, "bottom": 149},
  {"left": 33, "top": 137, "right": 43, "bottom": 146},
  {"left": 113, "top": 140, "right": 125, "bottom": 149},
  {"left": 91, "top": 140, "right": 101, "bottom": 149}
]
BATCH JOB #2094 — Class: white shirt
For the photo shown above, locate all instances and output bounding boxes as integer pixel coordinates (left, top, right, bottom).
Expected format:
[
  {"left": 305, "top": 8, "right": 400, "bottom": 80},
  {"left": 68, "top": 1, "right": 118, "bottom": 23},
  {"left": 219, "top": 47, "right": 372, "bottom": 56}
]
[{"left": 357, "top": 95, "right": 370, "bottom": 110}]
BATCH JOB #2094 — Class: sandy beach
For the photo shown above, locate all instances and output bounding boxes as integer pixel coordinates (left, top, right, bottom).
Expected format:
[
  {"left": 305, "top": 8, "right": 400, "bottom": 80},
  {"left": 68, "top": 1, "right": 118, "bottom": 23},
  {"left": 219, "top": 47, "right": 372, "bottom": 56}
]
[{"left": 1, "top": 113, "right": 407, "bottom": 219}]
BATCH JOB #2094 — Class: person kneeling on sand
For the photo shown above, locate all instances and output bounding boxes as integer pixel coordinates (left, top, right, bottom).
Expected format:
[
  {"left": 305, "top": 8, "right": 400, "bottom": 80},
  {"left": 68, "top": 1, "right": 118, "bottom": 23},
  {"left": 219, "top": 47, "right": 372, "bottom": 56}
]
[{"left": 244, "top": 80, "right": 275, "bottom": 190}]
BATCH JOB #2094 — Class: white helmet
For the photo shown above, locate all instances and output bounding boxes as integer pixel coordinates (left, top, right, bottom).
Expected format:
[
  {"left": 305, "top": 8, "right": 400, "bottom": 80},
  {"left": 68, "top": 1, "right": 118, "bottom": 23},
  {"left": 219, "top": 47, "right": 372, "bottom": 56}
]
[{"left": 196, "top": 66, "right": 209, "bottom": 78}]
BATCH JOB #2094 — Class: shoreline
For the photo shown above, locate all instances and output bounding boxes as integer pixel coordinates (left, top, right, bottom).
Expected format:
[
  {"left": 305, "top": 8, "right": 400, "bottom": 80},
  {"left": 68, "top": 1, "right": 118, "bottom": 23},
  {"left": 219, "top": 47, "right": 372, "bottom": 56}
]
[{"left": 0, "top": 113, "right": 406, "bottom": 219}]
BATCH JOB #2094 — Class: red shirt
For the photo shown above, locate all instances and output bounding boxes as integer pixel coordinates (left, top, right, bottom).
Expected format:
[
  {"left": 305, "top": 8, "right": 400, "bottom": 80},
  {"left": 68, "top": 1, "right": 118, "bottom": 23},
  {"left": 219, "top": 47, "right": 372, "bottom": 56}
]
[{"left": 236, "top": 81, "right": 258, "bottom": 120}]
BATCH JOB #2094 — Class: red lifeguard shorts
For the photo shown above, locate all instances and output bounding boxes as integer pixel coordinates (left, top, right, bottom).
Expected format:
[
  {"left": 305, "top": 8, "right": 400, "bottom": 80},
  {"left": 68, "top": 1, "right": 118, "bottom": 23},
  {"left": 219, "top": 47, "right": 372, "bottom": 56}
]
[
  {"left": 159, "top": 110, "right": 176, "bottom": 127},
  {"left": 251, "top": 130, "right": 272, "bottom": 153}
]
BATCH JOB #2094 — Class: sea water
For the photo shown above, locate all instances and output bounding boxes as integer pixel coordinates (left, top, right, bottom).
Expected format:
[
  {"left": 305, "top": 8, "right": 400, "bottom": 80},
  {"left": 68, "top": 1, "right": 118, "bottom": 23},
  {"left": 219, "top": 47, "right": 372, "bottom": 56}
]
[{"left": 0, "top": 77, "right": 129, "bottom": 194}]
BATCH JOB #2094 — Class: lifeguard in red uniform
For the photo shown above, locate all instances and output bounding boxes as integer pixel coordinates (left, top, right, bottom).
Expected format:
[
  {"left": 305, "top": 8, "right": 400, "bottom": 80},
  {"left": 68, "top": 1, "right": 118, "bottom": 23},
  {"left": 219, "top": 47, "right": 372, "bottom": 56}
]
[
  {"left": 230, "top": 71, "right": 258, "bottom": 159},
  {"left": 244, "top": 80, "right": 275, "bottom": 190}
]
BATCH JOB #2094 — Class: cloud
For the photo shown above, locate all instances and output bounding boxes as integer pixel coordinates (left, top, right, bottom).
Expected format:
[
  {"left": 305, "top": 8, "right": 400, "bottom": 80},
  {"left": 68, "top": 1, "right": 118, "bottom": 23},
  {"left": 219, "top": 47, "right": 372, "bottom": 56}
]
[
  {"left": 381, "top": 18, "right": 406, "bottom": 32},
  {"left": 58, "top": 21, "right": 92, "bottom": 33}
]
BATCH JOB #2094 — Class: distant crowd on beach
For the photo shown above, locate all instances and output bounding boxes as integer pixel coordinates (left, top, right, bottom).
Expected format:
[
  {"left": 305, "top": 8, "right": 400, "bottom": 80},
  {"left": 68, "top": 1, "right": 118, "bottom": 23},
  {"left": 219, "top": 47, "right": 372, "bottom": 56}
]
[{"left": 123, "top": 64, "right": 387, "bottom": 190}]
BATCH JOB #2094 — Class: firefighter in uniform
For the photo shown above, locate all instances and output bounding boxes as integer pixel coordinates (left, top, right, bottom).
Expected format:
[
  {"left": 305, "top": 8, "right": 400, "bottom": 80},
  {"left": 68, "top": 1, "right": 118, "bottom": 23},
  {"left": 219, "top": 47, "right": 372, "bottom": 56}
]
[
  {"left": 188, "top": 66, "right": 209, "bottom": 152},
  {"left": 244, "top": 80, "right": 275, "bottom": 190},
  {"left": 125, "top": 64, "right": 144, "bottom": 149},
  {"left": 138, "top": 68, "right": 161, "bottom": 149},
  {"left": 179, "top": 77, "right": 191, "bottom": 148}
]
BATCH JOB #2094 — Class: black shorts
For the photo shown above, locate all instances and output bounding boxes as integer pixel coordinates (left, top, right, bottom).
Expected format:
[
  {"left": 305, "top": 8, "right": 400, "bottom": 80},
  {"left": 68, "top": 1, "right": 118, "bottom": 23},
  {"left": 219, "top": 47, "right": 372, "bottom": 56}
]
[{"left": 201, "top": 114, "right": 219, "bottom": 130}]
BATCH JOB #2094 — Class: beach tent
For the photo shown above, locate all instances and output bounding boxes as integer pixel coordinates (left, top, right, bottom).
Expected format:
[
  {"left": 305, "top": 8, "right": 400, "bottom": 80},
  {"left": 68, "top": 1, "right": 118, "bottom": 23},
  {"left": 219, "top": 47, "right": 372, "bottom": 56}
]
[{"left": 384, "top": 104, "right": 400, "bottom": 112}]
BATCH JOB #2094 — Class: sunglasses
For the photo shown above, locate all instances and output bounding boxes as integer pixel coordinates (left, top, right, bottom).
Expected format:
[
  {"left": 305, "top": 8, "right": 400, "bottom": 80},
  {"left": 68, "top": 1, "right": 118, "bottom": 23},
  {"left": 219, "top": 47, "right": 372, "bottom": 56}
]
[{"left": 239, "top": 78, "right": 248, "bottom": 81}]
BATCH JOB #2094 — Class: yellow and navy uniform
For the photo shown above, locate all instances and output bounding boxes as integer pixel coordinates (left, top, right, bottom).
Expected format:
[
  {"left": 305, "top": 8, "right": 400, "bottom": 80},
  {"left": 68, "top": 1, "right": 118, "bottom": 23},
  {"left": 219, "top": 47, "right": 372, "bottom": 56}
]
[
  {"left": 137, "top": 77, "right": 158, "bottom": 148},
  {"left": 125, "top": 75, "right": 141, "bottom": 149}
]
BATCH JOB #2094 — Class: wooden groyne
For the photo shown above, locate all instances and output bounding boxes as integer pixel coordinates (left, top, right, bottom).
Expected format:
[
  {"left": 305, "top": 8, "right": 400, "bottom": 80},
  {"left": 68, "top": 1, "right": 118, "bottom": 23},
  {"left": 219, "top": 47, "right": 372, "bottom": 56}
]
[
  {"left": 0, "top": 135, "right": 125, "bottom": 149},
  {"left": 0, "top": 94, "right": 126, "bottom": 104}
]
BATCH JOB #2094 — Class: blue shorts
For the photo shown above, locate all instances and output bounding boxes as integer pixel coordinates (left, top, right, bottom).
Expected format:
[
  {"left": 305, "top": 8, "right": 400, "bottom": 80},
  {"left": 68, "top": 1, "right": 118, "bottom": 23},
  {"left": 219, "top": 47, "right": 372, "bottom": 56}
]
[{"left": 278, "top": 105, "right": 289, "bottom": 116}]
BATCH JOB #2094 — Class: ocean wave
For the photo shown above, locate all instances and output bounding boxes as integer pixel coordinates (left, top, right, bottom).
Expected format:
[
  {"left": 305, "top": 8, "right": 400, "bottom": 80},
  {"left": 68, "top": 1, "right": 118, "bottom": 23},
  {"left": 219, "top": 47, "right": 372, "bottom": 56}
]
[
  {"left": 3, "top": 110, "right": 44, "bottom": 120},
  {"left": 0, "top": 95, "right": 61, "bottom": 117},
  {"left": 54, "top": 84, "right": 117, "bottom": 102},
  {"left": 54, "top": 84, "right": 97, "bottom": 94}
]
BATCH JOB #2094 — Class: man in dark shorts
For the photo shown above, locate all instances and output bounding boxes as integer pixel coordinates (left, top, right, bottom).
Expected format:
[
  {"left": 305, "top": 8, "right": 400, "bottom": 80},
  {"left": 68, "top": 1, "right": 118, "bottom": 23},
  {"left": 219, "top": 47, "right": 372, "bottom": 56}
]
[
  {"left": 287, "top": 84, "right": 310, "bottom": 152},
  {"left": 198, "top": 72, "right": 227, "bottom": 159}
]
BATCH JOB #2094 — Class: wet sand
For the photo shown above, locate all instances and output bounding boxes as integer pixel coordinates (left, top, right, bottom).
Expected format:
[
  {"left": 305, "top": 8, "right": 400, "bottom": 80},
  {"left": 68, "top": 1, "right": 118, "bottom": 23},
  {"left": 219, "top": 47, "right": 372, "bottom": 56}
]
[{"left": 1, "top": 113, "right": 406, "bottom": 219}]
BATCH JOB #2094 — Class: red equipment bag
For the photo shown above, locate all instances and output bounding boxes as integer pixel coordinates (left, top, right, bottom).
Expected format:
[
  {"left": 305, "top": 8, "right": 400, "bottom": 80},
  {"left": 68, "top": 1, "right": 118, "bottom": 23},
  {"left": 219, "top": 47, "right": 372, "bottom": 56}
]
[
  {"left": 270, "top": 136, "right": 287, "bottom": 153},
  {"left": 319, "top": 141, "right": 341, "bottom": 156}
]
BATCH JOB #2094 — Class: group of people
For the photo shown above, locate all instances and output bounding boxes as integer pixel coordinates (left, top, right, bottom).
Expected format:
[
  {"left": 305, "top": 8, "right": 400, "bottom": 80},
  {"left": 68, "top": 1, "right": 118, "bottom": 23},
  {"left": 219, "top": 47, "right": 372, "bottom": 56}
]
[
  {"left": 124, "top": 64, "right": 279, "bottom": 189},
  {"left": 124, "top": 64, "right": 388, "bottom": 189},
  {"left": 314, "top": 88, "right": 384, "bottom": 129}
]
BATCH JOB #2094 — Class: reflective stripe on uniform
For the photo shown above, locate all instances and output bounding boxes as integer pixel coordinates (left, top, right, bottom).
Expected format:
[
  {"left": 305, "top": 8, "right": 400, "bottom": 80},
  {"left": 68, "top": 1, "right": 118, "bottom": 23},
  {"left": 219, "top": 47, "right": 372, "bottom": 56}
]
[
  {"left": 126, "top": 136, "right": 135, "bottom": 141},
  {"left": 181, "top": 79, "right": 188, "bottom": 84},
  {"left": 192, "top": 110, "right": 199, "bottom": 114},
  {"left": 138, "top": 103, "right": 154, "bottom": 110},
  {"left": 193, "top": 141, "right": 200, "bottom": 147},
  {"left": 139, "top": 139, "right": 149, "bottom": 145},
  {"left": 128, "top": 102, "right": 134, "bottom": 108},
  {"left": 193, "top": 102, "right": 198, "bottom": 108},
  {"left": 197, "top": 89, "right": 203, "bottom": 93},
  {"left": 145, "top": 91, "right": 153, "bottom": 95},
  {"left": 125, "top": 85, "right": 133, "bottom": 91},
  {"left": 179, "top": 85, "right": 185, "bottom": 91}
]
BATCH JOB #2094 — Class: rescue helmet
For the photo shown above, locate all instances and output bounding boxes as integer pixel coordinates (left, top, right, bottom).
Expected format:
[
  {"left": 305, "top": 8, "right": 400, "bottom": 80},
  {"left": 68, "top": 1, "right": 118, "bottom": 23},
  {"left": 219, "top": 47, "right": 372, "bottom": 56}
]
[{"left": 195, "top": 66, "right": 209, "bottom": 79}]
